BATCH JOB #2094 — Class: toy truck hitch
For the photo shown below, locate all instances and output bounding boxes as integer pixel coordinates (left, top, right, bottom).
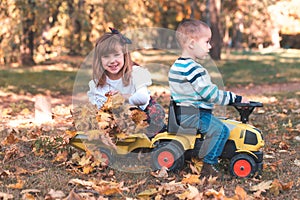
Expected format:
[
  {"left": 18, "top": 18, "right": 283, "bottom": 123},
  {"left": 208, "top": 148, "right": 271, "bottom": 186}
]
[{"left": 231, "top": 101, "right": 263, "bottom": 123}]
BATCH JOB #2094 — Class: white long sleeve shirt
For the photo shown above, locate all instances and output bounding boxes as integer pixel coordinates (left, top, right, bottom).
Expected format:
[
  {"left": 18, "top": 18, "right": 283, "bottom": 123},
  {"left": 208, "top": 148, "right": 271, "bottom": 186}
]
[{"left": 87, "top": 65, "right": 152, "bottom": 110}]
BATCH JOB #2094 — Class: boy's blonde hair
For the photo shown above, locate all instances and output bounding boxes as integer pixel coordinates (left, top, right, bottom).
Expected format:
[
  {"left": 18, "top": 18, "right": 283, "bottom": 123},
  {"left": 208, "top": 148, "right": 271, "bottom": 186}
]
[{"left": 176, "top": 19, "right": 210, "bottom": 48}]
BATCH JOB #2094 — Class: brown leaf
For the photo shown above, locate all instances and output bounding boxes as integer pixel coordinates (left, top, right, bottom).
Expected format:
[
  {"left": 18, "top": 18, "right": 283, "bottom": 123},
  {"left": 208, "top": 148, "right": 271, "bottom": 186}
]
[
  {"left": 281, "top": 181, "right": 293, "bottom": 190},
  {"left": 64, "top": 189, "right": 83, "bottom": 200},
  {"left": 53, "top": 150, "right": 68, "bottom": 163},
  {"left": 1, "top": 132, "right": 19, "bottom": 146},
  {"left": 7, "top": 178, "right": 24, "bottom": 189},
  {"left": 151, "top": 166, "right": 168, "bottom": 178},
  {"left": 250, "top": 180, "right": 273, "bottom": 193},
  {"left": 270, "top": 179, "right": 282, "bottom": 196}
]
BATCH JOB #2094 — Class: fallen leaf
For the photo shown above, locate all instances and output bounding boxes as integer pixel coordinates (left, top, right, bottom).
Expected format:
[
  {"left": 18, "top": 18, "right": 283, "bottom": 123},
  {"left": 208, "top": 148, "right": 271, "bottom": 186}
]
[
  {"left": 235, "top": 185, "right": 247, "bottom": 200},
  {"left": 250, "top": 180, "right": 273, "bottom": 193},
  {"left": 151, "top": 166, "right": 168, "bottom": 178},
  {"left": 0, "top": 192, "right": 13, "bottom": 200},
  {"left": 1, "top": 132, "right": 19, "bottom": 146},
  {"left": 20, "top": 189, "right": 41, "bottom": 194},
  {"left": 205, "top": 187, "right": 225, "bottom": 199},
  {"left": 207, "top": 175, "right": 218, "bottom": 185},
  {"left": 176, "top": 184, "right": 201, "bottom": 200},
  {"left": 181, "top": 174, "right": 201, "bottom": 184},
  {"left": 64, "top": 189, "right": 84, "bottom": 200},
  {"left": 270, "top": 179, "right": 282, "bottom": 196},
  {"left": 53, "top": 150, "right": 68, "bottom": 163},
  {"left": 294, "top": 159, "right": 300, "bottom": 167},
  {"left": 82, "top": 165, "right": 94, "bottom": 174},
  {"left": 69, "top": 178, "right": 95, "bottom": 187},
  {"left": 47, "top": 189, "right": 66, "bottom": 199},
  {"left": 7, "top": 178, "right": 24, "bottom": 189},
  {"left": 282, "top": 181, "right": 293, "bottom": 190},
  {"left": 137, "top": 188, "right": 158, "bottom": 198},
  {"left": 21, "top": 193, "right": 35, "bottom": 200}
]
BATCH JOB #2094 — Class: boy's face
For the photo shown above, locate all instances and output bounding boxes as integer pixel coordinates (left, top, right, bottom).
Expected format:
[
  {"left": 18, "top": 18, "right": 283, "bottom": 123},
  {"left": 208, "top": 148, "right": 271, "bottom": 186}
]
[
  {"left": 101, "top": 44, "right": 125, "bottom": 79},
  {"left": 190, "top": 28, "right": 212, "bottom": 59}
]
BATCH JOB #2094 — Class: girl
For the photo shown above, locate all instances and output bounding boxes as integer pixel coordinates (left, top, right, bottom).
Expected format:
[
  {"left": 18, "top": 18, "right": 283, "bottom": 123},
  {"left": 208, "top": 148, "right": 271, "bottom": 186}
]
[{"left": 87, "top": 28, "right": 165, "bottom": 137}]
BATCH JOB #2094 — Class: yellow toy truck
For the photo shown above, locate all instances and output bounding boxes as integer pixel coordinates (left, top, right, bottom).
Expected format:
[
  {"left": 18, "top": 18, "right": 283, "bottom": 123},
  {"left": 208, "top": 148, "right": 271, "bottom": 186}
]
[{"left": 70, "top": 100, "right": 264, "bottom": 178}]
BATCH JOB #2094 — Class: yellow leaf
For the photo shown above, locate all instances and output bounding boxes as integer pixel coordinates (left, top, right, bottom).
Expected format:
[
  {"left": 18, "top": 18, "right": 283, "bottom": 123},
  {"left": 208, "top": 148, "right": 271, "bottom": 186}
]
[
  {"left": 65, "top": 130, "right": 77, "bottom": 137},
  {"left": 137, "top": 188, "right": 158, "bottom": 198},
  {"left": 182, "top": 174, "right": 200, "bottom": 184},
  {"left": 176, "top": 184, "right": 200, "bottom": 199},
  {"left": 82, "top": 165, "right": 93, "bottom": 174}
]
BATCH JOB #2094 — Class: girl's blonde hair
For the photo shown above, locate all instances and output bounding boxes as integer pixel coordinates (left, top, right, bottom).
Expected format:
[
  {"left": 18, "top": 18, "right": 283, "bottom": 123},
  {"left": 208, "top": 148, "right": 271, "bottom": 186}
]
[{"left": 92, "top": 32, "right": 133, "bottom": 87}]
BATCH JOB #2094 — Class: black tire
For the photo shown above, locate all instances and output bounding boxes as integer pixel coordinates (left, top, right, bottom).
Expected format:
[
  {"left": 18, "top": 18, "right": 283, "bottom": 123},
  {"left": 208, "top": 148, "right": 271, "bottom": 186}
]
[
  {"left": 99, "top": 148, "right": 114, "bottom": 166},
  {"left": 230, "top": 154, "right": 257, "bottom": 178},
  {"left": 151, "top": 141, "right": 185, "bottom": 172}
]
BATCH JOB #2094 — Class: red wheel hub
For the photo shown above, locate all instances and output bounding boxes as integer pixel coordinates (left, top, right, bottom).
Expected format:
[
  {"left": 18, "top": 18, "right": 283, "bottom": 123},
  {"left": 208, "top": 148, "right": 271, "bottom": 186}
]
[
  {"left": 157, "top": 151, "right": 175, "bottom": 168},
  {"left": 101, "top": 153, "right": 109, "bottom": 165},
  {"left": 233, "top": 160, "right": 251, "bottom": 177}
]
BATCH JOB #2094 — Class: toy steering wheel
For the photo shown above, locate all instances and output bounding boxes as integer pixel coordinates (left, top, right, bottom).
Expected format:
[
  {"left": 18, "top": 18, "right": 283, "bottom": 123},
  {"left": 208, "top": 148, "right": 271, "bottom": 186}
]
[{"left": 230, "top": 101, "right": 263, "bottom": 123}]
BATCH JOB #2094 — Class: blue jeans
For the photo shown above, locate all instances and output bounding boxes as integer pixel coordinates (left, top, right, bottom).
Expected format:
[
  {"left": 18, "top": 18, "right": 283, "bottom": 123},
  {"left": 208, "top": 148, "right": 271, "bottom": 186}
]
[{"left": 180, "top": 111, "right": 230, "bottom": 165}]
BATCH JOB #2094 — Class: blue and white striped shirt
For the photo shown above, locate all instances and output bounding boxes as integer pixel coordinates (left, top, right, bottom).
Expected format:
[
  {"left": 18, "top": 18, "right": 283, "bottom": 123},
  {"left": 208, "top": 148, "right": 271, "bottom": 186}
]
[{"left": 168, "top": 57, "right": 237, "bottom": 110}]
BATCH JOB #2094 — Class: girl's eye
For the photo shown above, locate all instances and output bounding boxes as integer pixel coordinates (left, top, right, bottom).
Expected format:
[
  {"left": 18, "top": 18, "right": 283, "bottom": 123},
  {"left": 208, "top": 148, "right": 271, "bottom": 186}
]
[{"left": 115, "top": 53, "right": 121, "bottom": 57}]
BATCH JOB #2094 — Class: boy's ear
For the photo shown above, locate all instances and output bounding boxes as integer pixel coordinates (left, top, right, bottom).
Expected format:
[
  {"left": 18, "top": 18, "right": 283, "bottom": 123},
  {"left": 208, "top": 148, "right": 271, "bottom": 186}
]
[{"left": 188, "top": 39, "right": 195, "bottom": 49}]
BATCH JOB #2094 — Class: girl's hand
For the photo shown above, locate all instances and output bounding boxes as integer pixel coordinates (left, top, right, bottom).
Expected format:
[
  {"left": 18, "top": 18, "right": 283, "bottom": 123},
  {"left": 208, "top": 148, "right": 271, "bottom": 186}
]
[{"left": 106, "top": 90, "right": 119, "bottom": 96}]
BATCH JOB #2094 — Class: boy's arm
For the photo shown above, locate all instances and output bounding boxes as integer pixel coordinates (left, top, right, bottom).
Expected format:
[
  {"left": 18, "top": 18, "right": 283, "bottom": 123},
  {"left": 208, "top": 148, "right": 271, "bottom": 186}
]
[{"left": 189, "top": 68, "right": 242, "bottom": 106}]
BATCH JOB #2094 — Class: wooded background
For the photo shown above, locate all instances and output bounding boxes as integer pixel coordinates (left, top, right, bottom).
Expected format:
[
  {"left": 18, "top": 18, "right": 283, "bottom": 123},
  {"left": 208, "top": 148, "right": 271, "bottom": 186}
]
[{"left": 1, "top": 0, "right": 300, "bottom": 66}]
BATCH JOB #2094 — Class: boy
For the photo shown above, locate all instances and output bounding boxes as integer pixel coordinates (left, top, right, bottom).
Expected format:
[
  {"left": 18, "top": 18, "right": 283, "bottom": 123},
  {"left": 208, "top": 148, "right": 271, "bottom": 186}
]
[{"left": 168, "top": 19, "right": 245, "bottom": 179}]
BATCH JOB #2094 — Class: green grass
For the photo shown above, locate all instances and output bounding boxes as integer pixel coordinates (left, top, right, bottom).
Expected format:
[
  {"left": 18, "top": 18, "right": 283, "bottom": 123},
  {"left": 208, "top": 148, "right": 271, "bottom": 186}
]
[
  {"left": 0, "top": 69, "right": 77, "bottom": 95},
  {"left": 218, "top": 49, "right": 300, "bottom": 86},
  {"left": 0, "top": 49, "right": 299, "bottom": 95}
]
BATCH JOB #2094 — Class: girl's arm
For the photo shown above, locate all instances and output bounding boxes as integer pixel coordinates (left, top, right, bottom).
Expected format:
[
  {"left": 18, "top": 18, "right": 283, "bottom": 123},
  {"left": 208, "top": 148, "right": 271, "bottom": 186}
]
[
  {"left": 128, "top": 86, "right": 150, "bottom": 109},
  {"left": 87, "top": 80, "right": 108, "bottom": 109}
]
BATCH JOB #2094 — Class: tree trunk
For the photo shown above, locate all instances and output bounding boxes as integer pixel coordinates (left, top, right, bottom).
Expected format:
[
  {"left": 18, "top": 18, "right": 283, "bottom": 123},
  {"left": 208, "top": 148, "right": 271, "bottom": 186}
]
[
  {"left": 208, "top": 0, "right": 222, "bottom": 60},
  {"left": 20, "top": 1, "right": 36, "bottom": 66}
]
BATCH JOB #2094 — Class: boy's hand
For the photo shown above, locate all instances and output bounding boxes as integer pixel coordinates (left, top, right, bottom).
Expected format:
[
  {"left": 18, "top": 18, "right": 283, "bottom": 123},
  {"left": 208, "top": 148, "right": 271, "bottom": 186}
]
[{"left": 241, "top": 97, "right": 249, "bottom": 103}]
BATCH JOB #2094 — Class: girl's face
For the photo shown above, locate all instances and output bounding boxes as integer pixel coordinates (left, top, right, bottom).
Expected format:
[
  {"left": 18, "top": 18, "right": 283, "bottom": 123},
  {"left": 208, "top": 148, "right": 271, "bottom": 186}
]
[{"left": 101, "top": 44, "right": 125, "bottom": 79}]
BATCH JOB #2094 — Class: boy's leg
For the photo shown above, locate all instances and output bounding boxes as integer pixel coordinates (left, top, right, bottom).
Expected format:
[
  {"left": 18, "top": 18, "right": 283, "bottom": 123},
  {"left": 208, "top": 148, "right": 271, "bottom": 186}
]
[
  {"left": 198, "top": 112, "right": 230, "bottom": 164},
  {"left": 198, "top": 113, "right": 230, "bottom": 179}
]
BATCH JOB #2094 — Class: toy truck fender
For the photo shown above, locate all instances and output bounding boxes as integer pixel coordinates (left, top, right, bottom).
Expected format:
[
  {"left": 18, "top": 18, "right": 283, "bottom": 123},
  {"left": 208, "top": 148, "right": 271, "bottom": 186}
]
[{"left": 150, "top": 132, "right": 201, "bottom": 151}]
